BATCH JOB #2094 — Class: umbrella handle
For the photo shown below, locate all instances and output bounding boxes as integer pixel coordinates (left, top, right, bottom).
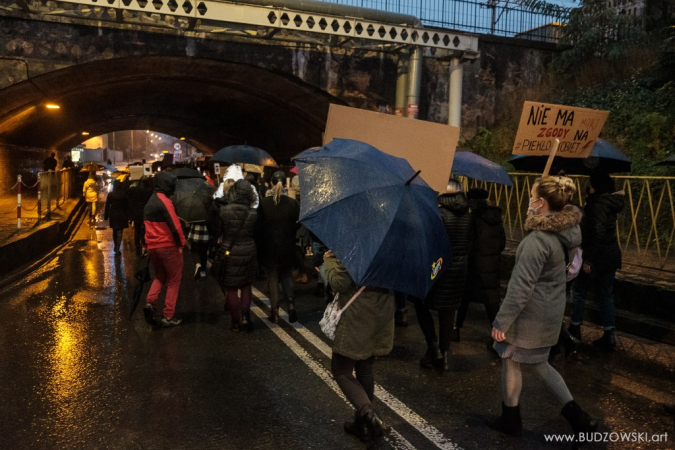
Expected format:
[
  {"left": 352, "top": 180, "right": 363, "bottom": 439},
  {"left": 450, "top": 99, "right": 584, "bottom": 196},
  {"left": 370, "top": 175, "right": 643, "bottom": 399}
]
[{"left": 405, "top": 170, "right": 421, "bottom": 186}]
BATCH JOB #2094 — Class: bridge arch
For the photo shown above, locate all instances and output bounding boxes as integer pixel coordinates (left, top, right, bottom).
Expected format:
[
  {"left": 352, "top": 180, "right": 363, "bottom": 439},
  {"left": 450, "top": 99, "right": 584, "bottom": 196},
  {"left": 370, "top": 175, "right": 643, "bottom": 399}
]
[{"left": 0, "top": 56, "right": 344, "bottom": 162}]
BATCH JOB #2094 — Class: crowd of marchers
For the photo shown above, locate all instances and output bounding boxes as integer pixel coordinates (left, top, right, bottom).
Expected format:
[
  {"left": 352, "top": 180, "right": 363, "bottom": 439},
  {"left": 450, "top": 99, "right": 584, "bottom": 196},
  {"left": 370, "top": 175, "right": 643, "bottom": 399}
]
[{"left": 96, "top": 163, "right": 638, "bottom": 450}]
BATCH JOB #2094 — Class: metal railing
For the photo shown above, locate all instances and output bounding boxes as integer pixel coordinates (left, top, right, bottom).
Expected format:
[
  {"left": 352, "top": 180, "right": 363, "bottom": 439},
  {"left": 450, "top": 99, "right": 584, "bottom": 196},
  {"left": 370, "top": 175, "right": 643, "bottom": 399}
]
[
  {"left": 463, "top": 174, "right": 675, "bottom": 272},
  {"left": 325, "top": 0, "right": 569, "bottom": 42}
]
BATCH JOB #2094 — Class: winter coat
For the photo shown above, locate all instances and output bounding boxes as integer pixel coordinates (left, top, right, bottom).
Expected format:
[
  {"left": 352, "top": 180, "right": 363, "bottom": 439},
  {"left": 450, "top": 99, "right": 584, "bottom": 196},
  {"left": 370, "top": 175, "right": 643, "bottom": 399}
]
[
  {"left": 127, "top": 177, "right": 153, "bottom": 220},
  {"left": 143, "top": 172, "right": 185, "bottom": 250},
  {"left": 104, "top": 183, "right": 129, "bottom": 230},
  {"left": 212, "top": 180, "right": 258, "bottom": 287},
  {"left": 83, "top": 178, "right": 99, "bottom": 203},
  {"left": 466, "top": 204, "right": 506, "bottom": 305},
  {"left": 256, "top": 195, "right": 300, "bottom": 268},
  {"left": 493, "top": 205, "right": 582, "bottom": 349},
  {"left": 581, "top": 191, "right": 624, "bottom": 272},
  {"left": 422, "top": 192, "right": 472, "bottom": 311},
  {"left": 325, "top": 258, "right": 395, "bottom": 360}
]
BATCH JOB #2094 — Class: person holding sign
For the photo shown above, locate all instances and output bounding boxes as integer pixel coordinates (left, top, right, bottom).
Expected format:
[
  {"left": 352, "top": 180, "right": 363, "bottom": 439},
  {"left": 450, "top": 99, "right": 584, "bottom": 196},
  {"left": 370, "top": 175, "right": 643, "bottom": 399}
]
[{"left": 487, "top": 176, "right": 598, "bottom": 443}]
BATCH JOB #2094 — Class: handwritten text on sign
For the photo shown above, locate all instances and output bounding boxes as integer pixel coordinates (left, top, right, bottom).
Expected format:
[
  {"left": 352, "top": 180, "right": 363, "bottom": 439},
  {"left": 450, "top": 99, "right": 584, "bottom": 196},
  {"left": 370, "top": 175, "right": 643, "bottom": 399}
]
[{"left": 512, "top": 102, "right": 609, "bottom": 158}]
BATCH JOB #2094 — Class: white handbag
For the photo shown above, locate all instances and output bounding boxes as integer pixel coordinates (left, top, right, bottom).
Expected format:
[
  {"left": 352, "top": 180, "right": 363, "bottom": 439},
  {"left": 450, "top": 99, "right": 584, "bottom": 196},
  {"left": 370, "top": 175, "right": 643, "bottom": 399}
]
[{"left": 319, "top": 286, "right": 366, "bottom": 340}]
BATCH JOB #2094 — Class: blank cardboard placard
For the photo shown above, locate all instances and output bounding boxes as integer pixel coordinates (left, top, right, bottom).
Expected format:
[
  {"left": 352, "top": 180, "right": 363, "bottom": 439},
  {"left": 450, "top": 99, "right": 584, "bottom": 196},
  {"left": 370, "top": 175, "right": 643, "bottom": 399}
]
[
  {"left": 513, "top": 101, "right": 609, "bottom": 158},
  {"left": 323, "top": 104, "right": 459, "bottom": 193}
]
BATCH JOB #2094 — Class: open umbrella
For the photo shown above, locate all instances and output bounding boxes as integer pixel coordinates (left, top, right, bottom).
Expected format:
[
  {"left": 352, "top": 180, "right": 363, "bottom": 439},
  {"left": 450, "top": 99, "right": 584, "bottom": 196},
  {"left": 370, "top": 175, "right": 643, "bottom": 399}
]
[
  {"left": 130, "top": 257, "right": 152, "bottom": 320},
  {"left": 171, "top": 178, "right": 216, "bottom": 223},
  {"left": 452, "top": 151, "right": 513, "bottom": 186},
  {"left": 80, "top": 163, "right": 105, "bottom": 172},
  {"left": 295, "top": 138, "right": 451, "bottom": 299},
  {"left": 172, "top": 167, "right": 205, "bottom": 179},
  {"left": 211, "top": 145, "right": 278, "bottom": 167},
  {"left": 656, "top": 154, "right": 675, "bottom": 167},
  {"left": 508, "top": 138, "right": 631, "bottom": 175}
]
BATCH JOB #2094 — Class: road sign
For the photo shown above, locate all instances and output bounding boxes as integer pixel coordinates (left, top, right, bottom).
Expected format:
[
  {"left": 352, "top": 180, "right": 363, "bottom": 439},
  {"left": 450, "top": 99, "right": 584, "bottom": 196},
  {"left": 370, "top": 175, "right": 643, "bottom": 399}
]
[{"left": 174, "top": 143, "right": 181, "bottom": 150}]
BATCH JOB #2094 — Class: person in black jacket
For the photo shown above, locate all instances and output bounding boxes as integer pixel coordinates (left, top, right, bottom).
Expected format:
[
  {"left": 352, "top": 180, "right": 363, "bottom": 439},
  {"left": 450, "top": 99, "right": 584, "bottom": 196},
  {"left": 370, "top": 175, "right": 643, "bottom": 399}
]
[
  {"left": 568, "top": 172, "right": 625, "bottom": 352},
  {"left": 127, "top": 176, "right": 154, "bottom": 255},
  {"left": 256, "top": 171, "right": 300, "bottom": 323},
  {"left": 416, "top": 179, "right": 472, "bottom": 372},
  {"left": 209, "top": 179, "right": 258, "bottom": 332},
  {"left": 456, "top": 188, "right": 506, "bottom": 345},
  {"left": 104, "top": 179, "right": 130, "bottom": 255}
]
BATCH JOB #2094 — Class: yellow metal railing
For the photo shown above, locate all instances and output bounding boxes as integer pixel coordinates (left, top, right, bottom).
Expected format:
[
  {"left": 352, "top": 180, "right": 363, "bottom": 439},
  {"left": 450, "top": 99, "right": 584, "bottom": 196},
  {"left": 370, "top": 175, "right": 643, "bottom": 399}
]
[{"left": 461, "top": 174, "right": 675, "bottom": 272}]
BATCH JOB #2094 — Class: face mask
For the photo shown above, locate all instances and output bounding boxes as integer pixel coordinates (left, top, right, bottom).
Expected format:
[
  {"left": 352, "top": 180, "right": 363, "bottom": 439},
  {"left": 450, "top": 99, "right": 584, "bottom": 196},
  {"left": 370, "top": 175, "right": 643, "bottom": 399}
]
[{"left": 528, "top": 198, "right": 541, "bottom": 216}]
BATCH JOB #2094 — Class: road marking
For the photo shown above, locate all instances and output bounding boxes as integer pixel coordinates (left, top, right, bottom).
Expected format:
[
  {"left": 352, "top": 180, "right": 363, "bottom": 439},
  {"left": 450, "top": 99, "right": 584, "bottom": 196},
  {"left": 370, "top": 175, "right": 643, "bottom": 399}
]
[
  {"left": 248, "top": 302, "right": 416, "bottom": 450},
  {"left": 251, "top": 287, "right": 462, "bottom": 450},
  {"left": 610, "top": 372, "right": 675, "bottom": 404}
]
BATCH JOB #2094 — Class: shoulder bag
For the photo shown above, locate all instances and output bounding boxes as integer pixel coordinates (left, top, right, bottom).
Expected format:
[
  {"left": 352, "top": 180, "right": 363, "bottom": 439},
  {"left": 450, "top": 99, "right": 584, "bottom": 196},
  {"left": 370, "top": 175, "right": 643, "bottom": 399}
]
[
  {"left": 320, "top": 286, "right": 366, "bottom": 340},
  {"left": 210, "top": 210, "right": 252, "bottom": 278}
]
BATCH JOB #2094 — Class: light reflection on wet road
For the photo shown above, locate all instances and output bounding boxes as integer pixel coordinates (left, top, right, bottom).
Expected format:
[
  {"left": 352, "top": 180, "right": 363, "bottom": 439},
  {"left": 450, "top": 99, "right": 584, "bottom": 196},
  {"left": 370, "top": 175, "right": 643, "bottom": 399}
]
[{"left": 0, "top": 213, "right": 673, "bottom": 449}]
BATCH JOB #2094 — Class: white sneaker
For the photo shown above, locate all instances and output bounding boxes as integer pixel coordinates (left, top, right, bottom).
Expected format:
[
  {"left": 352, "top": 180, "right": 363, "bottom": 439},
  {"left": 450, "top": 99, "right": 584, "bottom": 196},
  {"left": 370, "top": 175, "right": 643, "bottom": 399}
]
[{"left": 194, "top": 264, "right": 202, "bottom": 280}]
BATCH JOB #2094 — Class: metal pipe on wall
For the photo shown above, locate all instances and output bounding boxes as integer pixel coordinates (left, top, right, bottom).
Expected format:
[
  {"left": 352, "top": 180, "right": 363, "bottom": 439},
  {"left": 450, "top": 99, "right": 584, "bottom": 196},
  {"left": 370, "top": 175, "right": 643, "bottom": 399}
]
[
  {"left": 395, "top": 50, "right": 409, "bottom": 117},
  {"left": 406, "top": 46, "right": 423, "bottom": 119},
  {"left": 448, "top": 57, "right": 463, "bottom": 128}
]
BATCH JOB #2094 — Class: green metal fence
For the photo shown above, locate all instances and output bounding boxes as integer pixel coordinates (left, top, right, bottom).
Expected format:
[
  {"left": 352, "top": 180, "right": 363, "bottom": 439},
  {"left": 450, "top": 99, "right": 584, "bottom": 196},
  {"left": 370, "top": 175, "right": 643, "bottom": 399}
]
[{"left": 462, "top": 174, "right": 675, "bottom": 272}]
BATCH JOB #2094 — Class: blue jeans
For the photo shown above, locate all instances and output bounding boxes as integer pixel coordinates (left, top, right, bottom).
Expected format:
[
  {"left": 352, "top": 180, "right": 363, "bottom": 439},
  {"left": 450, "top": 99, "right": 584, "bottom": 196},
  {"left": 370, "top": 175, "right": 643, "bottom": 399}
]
[{"left": 570, "top": 268, "right": 617, "bottom": 330}]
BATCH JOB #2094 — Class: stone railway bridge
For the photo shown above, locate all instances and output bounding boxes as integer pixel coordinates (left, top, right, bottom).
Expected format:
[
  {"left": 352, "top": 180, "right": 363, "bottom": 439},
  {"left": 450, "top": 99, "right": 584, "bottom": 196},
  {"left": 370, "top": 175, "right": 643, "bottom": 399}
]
[{"left": 0, "top": 0, "right": 557, "bottom": 164}]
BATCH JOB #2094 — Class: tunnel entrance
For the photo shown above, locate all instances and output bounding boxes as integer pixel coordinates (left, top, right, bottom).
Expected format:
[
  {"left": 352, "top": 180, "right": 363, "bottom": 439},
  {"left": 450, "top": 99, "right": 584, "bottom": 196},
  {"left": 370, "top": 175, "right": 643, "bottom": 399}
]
[{"left": 0, "top": 56, "right": 343, "bottom": 164}]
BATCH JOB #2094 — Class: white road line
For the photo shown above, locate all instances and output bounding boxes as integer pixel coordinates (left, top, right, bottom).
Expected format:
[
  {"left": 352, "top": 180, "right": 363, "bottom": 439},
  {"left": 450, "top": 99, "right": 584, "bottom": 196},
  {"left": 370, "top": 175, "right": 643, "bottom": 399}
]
[
  {"left": 248, "top": 303, "right": 416, "bottom": 450},
  {"left": 251, "top": 287, "right": 462, "bottom": 450}
]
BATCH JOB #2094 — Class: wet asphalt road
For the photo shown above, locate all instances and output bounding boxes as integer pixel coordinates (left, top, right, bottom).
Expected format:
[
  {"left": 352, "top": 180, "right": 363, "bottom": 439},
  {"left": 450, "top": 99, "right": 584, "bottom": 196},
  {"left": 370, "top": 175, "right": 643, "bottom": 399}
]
[{"left": 0, "top": 213, "right": 673, "bottom": 450}]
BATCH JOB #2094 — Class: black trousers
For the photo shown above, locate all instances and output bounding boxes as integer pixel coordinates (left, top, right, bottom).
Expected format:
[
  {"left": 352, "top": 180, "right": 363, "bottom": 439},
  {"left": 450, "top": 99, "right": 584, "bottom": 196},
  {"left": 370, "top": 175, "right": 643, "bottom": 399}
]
[
  {"left": 415, "top": 303, "right": 455, "bottom": 353},
  {"left": 190, "top": 241, "right": 209, "bottom": 268},
  {"left": 331, "top": 353, "right": 375, "bottom": 415}
]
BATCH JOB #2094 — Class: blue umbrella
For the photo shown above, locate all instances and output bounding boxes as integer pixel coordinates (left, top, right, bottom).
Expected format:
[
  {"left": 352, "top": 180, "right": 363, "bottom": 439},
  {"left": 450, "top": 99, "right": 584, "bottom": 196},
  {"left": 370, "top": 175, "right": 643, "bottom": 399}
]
[
  {"left": 452, "top": 151, "right": 514, "bottom": 186},
  {"left": 295, "top": 139, "right": 451, "bottom": 299},
  {"left": 211, "top": 145, "right": 278, "bottom": 167},
  {"left": 509, "top": 138, "right": 631, "bottom": 174},
  {"left": 655, "top": 154, "right": 675, "bottom": 167}
]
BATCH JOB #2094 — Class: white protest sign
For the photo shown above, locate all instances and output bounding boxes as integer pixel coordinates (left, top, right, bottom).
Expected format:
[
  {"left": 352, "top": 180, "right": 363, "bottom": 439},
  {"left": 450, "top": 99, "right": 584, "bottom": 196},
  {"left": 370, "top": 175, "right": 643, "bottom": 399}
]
[
  {"left": 513, "top": 101, "right": 609, "bottom": 158},
  {"left": 213, "top": 162, "right": 221, "bottom": 175}
]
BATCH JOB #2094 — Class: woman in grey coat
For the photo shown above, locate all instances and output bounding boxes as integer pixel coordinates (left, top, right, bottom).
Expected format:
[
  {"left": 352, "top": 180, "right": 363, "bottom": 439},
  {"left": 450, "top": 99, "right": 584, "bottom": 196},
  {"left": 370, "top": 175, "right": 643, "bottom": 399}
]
[
  {"left": 487, "top": 176, "right": 598, "bottom": 446},
  {"left": 324, "top": 252, "right": 395, "bottom": 450}
]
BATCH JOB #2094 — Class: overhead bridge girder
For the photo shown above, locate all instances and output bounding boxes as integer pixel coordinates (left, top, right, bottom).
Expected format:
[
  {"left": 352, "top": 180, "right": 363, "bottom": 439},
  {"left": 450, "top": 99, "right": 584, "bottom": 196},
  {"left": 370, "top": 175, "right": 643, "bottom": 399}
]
[{"left": 33, "top": 0, "right": 478, "bottom": 55}]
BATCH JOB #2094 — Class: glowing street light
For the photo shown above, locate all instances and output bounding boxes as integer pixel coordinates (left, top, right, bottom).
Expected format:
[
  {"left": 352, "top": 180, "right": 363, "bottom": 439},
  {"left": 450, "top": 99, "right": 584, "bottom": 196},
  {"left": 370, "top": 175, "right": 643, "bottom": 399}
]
[{"left": 45, "top": 103, "right": 60, "bottom": 110}]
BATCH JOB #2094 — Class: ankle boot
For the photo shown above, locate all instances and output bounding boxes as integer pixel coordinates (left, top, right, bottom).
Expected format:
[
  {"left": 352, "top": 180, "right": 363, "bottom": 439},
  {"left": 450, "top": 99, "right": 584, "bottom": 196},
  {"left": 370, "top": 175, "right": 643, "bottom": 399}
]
[
  {"left": 230, "top": 318, "right": 240, "bottom": 332},
  {"left": 287, "top": 298, "right": 298, "bottom": 323},
  {"left": 486, "top": 402, "right": 522, "bottom": 437},
  {"left": 419, "top": 346, "right": 442, "bottom": 369},
  {"left": 240, "top": 312, "right": 253, "bottom": 333},
  {"left": 343, "top": 410, "right": 369, "bottom": 442},
  {"left": 567, "top": 323, "right": 582, "bottom": 341},
  {"left": 268, "top": 308, "right": 279, "bottom": 324},
  {"left": 362, "top": 406, "right": 390, "bottom": 450},
  {"left": 593, "top": 330, "right": 616, "bottom": 352},
  {"left": 561, "top": 400, "right": 598, "bottom": 447}
]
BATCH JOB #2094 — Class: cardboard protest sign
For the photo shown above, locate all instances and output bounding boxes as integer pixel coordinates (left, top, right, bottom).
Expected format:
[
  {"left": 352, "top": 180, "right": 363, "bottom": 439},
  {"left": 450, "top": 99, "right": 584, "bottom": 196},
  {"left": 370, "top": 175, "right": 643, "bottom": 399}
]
[
  {"left": 323, "top": 104, "right": 459, "bottom": 193},
  {"left": 513, "top": 102, "right": 609, "bottom": 158}
]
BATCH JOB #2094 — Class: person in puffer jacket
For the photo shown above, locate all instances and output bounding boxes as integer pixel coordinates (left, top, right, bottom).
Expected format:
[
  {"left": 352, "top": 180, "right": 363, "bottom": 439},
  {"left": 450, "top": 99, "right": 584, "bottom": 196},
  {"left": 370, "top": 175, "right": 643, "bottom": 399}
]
[
  {"left": 568, "top": 171, "right": 625, "bottom": 352},
  {"left": 142, "top": 171, "right": 186, "bottom": 327}
]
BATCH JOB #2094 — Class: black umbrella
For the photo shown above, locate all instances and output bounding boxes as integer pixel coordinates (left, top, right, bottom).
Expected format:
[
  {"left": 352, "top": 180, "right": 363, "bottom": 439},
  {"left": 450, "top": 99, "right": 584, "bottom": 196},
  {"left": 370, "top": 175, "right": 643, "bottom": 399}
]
[
  {"left": 171, "top": 178, "right": 216, "bottom": 223},
  {"left": 129, "top": 257, "right": 152, "bottom": 320},
  {"left": 508, "top": 139, "right": 632, "bottom": 175},
  {"left": 172, "top": 167, "right": 205, "bottom": 179},
  {"left": 656, "top": 154, "right": 675, "bottom": 167},
  {"left": 211, "top": 145, "right": 278, "bottom": 167}
]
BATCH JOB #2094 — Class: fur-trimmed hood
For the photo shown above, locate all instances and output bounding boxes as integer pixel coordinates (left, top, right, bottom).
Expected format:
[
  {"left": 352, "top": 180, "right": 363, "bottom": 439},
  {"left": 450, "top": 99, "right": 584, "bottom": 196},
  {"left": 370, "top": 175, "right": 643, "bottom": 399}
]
[{"left": 525, "top": 204, "right": 583, "bottom": 249}]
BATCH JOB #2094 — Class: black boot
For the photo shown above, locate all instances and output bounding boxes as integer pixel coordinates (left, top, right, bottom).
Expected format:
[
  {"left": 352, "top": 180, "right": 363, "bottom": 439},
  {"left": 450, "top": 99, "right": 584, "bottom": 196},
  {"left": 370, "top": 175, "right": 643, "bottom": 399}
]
[
  {"left": 230, "top": 318, "right": 240, "bottom": 332},
  {"left": 452, "top": 327, "right": 460, "bottom": 342},
  {"left": 419, "top": 346, "right": 442, "bottom": 369},
  {"left": 567, "top": 323, "right": 582, "bottom": 341},
  {"left": 561, "top": 400, "right": 598, "bottom": 448},
  {"left": 433, "top": 351, "right": 450, "bottom": 372},
  {"left": 592, "top": 330, "right": 616, "bottom": 352},
  {"left": 343, "top": 410, "right": 369, "bottom": 442},
  {"left": 287, "top": 298, "right": 298, "bottom": 323},
  {"left": 486, "top": 402, "right": 522, "bottom": 437},
  {"left": 560, "top": 327, "right": 580, "bottom": 357},
  {"left": 268, "top": 308, "right": 279, "bottom": 324},
  {"left": 362, "top": 406, "right": 390, "bottom": 450},
  {"left": 240, "top": 312, "right": 253, "bottom": 333}
]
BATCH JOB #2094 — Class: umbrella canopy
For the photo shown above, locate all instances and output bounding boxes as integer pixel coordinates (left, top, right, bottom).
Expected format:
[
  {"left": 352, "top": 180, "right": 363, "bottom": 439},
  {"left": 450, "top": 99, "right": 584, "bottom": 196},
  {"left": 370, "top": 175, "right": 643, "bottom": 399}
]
[
  {"left": 172, "top": 167, "right": 205, "bottom": 179},
  {"left": 171, "top": 178, "right": 216, "bottom": 223},
  {"left": 211, "top": 145, "right": 278, "bottom": 167},
  {"left": 656, "top": 154, "right": 675, "bottom": 167},
  {"left": 508, "top": 138, "right": 631, "bottom": 175},
  {"left": 295, "top": 138, "right": 451, "bottom": 299},
  {"left": 80, "top": 162, "right": 105, "bottom": 172},
  {"left": 452, "top": 151, "right": 514, "bottom": 186}
]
